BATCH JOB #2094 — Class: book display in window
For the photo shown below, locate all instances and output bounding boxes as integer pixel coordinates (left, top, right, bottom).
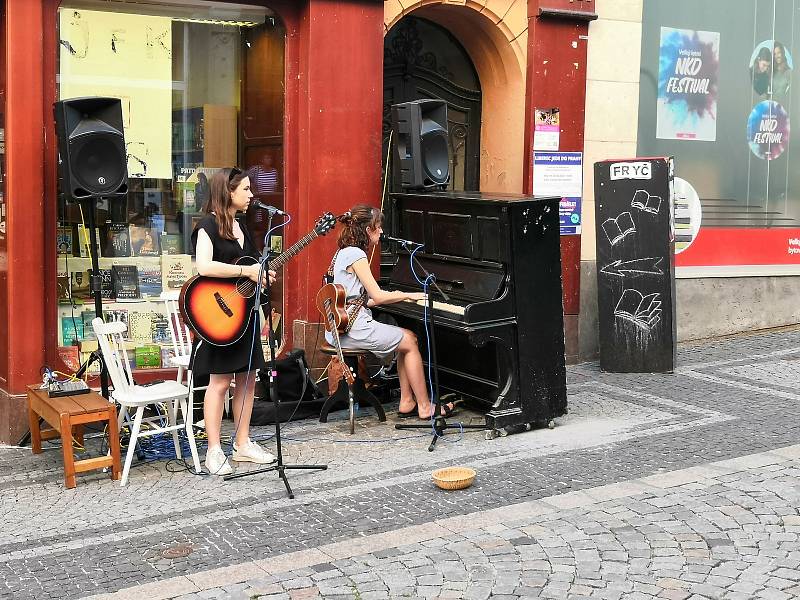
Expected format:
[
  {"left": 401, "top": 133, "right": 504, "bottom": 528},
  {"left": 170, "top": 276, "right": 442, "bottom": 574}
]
[
  {"left": 105, "top": 309, "right": 129, "bottom": 337},
  {"left": 103, "top": 222, "right": 131, "bottom": 257},
  {"left": 135, "top": 258, "right": 162, "bottom": 297},
  {"left": 56, "top": 345, "right": 81, "bottom": 373},
  {"left": 70, "top": 270, "right": 92, "bottom": 301},
  {"left": 61, "top": 315, "right": 84, "bottom": 345},
  {"left": 151, "top": 316, "right": 171, "bottom": 345},
  {"left": 57, "top": 271, "right": 71, "bottom": 303},
  {"left": 160, "top": 233, "right": 183, "bottom": 255},
  {"left": 129, "top": 224, "right": 161, "bottom": 256},
  {"left": 89, "top": 267, "right": 114, "bottom": 300},
  {"left": 162, "top": 254, "right": 192, "bottom": 290},
  {"left": 111, "top": 265, "right": 141, "bottom": 300},
  {"left": 75, "top": 224, "right": 102, "bottom": 258},
  {"left": 81, "top": 309, "right": 97, "bottom": 340},
  {"left": 128, "top": 311, "right": 154, "bottom": 344},
  {"left": 57, "top": 227, "right": 73, "bottom": 255}
]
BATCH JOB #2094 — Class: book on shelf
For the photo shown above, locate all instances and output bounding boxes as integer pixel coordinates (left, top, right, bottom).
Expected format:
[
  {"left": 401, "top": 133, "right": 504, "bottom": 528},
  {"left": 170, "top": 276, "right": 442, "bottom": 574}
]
[
  {"left": 135, "top": 344, "right": 162, "bottom": 368},
  {"left": 105, "top": 309, "right": 129, "bottom": 337},
  {"left": 61, "top": 315, "right": 85, "bottom": 345},
  {"left": 111, "top": 265, "right": 141, "bottom": 300},
  {"left": 57, "top": 227, "right": 73, "bottom": 255},
  {"left": 88, "top": 267, "right": 114, "bottom": 300},
  {"left": 160, "top": 233, "right": 183, "bottom": 255},
  {"left": 160, "top": 346, "right": 177, "bottom": 369},
  {"left": 136, "top": 259, "right": 163, "bottom": 297},
  {"left": 162, "top": 254, "right": 193, "bottom": 290},
  {"left": 103, "top": 222, "right": 131, "bottom": 257},
  {"left": 129, "top": 224, "right": 162, "bottom": 257},
  {"left": 79, "top": 351, "right": 102, "bottom": 374},
  {"left": 57, "top": 272, "right": 71, "bottom": 303},
  {"left": 80, "top": 310, "right": 97, "bottom": 340},
  {"left": 56, "top": 345, "right": 81, "bottom": 373},
  {"left": 128, "top": 311, "right": 154, "bottom": 344},
  {"left": 70, "top": 270, "right": 92, "bottom": 301},
  {"left": 151, "top": 316, "right": 171, "bottom": 345},
  {"left": 74, "top": 224, "right": 102, "bottom": 258}
]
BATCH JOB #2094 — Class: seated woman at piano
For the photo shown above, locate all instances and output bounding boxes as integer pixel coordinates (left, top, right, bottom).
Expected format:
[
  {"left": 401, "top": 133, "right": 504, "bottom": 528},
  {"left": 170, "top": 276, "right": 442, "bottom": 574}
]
[{"left": 328, "top": 205, "right": 455, "bottom": 419}]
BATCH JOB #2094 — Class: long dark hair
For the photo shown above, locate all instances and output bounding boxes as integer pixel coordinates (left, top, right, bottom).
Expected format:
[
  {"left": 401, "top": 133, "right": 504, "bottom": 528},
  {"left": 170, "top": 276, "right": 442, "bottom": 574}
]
[
  {"left": 203, "top": 167, "right": 246, "bottom": 240},
  {"left": 337, "top": 204, "right": 382, "bottom": 251}
]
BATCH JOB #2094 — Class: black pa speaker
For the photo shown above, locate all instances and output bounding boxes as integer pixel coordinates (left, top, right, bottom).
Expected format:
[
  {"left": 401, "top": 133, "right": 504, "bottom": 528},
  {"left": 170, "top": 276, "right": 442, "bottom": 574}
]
[
  {"left": 391, "top": 99, "right": 450, "bottom": 190},
  {"left": 54, "top": 97, "right": 128, "bottom": 202}
]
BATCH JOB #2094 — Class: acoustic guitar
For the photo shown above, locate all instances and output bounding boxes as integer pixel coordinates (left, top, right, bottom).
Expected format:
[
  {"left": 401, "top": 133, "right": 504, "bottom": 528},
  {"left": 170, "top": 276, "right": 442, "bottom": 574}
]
[
  {"left": 180, "top": 213, "right": 336, "bottom": 346},
  {"left": 316, "top": 283, "right": 357, "bottom": 433}
]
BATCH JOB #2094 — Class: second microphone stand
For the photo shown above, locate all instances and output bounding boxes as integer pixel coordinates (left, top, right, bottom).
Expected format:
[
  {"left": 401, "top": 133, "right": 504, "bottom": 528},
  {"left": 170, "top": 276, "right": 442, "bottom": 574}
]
[
  {"left": 393, "top": 242, "right": 485, "bottom": 451},
  {"left": 224, "top": 212, "right": 327, "bottom": 498}
]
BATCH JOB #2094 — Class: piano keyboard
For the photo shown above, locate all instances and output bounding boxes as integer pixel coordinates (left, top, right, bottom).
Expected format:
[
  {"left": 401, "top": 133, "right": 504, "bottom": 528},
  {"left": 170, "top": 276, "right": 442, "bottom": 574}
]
[{"left": 405, "top": 298, "right": 466, "bottom": 316}]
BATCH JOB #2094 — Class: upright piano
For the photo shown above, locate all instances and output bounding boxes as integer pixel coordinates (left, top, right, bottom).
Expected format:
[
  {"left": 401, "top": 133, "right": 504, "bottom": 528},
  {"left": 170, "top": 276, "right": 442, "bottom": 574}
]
[{"left": 374, "top": 191, "right": 567, "bottom": 436}]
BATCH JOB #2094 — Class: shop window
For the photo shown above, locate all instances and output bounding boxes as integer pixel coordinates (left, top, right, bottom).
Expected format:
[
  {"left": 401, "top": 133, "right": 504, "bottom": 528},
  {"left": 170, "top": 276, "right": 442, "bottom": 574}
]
[{"left": 55, "top": 0, "right": 285, "bottom": 375}]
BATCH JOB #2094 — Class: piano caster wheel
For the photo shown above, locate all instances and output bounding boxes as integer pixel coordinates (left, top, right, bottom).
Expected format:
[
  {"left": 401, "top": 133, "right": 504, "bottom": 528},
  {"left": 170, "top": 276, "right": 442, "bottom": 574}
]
[{"left": 547, "top": 419, "right": 556, "bottom": 430}]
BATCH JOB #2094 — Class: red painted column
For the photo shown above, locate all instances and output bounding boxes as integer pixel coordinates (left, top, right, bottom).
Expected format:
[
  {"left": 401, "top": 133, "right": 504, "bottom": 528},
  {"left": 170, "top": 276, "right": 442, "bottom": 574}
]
[
  {"left": 1, "top": 0, "right": 46, "bottom": 441},
  {"left": 284, "top": 0, "right": 385, "bottom": 343},
  {"left": 523, "top": 0, "right": 595, "bottom": 361}
]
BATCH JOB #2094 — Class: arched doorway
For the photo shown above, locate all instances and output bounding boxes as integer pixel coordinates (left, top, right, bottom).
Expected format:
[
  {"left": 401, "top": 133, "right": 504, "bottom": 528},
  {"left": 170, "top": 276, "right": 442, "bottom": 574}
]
[{"left": 383, "top": 16, "right": 482, "bottom": 192}]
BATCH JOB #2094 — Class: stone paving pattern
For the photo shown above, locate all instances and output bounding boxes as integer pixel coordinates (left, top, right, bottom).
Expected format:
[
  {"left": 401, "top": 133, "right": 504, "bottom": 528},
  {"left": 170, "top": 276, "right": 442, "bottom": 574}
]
[{"left": 0, "top": 326, "right": 799, "bottom": 599}]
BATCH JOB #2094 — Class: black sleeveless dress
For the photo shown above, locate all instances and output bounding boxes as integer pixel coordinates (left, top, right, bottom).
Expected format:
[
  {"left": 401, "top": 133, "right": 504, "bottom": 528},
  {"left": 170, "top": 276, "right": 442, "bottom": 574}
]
[{"left": 190, "top": 214, "right": 267, "bottom": 377}]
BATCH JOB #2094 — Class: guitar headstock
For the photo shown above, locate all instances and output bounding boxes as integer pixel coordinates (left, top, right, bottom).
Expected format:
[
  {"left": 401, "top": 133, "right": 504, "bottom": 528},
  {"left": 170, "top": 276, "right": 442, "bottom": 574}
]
[{"left": 314, "top": 212, "right": 337, "bottom": 236}]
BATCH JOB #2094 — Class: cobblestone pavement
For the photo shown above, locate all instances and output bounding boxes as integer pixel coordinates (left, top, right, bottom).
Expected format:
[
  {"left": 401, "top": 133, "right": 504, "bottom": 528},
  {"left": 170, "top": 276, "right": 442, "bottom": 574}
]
[{"left": 1, "top": 326, "right": 799, "bottom": 599}]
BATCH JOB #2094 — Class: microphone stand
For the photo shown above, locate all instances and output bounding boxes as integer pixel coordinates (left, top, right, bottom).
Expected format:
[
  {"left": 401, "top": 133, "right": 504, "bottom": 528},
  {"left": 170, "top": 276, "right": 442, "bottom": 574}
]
[
  {"left": 224, "top": 212, "right": 327, "bottom": 498},
  {"left": 393, "top": 242, "right": 485, "bottom": 451}
]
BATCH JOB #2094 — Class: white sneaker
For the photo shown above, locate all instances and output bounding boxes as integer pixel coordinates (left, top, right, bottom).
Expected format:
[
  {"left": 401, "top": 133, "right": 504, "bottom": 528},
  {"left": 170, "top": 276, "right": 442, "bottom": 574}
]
[
  {"left": 232, "top": 439, "right": 276, "bottom": 464},
  {"left": 205, "top": 446, "right": 233, "bottom": 476}
]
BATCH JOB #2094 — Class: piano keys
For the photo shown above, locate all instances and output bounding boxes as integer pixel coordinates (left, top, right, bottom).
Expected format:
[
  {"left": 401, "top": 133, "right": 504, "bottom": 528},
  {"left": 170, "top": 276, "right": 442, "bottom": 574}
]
[{"left": 374, "top": 191, "right": 568, "bottom": 437}]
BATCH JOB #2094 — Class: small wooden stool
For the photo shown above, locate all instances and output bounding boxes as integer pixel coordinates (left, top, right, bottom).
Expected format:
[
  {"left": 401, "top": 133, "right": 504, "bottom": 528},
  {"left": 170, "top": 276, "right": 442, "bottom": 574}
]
[
  {"left": 27, "top": 385, "right": 121, "bottom": 488},
  {"left": 319, "top": 345, "right": 386, "bottom": 429}
]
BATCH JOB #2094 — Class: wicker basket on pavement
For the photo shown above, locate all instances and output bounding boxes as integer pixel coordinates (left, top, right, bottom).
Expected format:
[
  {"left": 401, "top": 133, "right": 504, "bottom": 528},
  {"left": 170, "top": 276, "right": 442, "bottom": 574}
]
[{"left": 432, "top": 466, "right": 476, "bottom": 490}]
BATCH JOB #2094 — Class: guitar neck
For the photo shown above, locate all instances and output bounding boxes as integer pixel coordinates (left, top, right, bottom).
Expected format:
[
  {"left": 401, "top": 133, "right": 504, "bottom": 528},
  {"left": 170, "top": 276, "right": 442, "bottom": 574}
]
[{"left": 268, "top": 230, "right": 319, "bottom": 271}]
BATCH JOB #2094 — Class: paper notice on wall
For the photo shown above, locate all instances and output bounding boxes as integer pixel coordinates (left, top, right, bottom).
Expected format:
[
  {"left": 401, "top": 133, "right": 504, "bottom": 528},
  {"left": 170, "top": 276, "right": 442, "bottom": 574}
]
[
  {"left": 59, "top": 9, "right": 173, "bottom": 179},
  {"left": 534, "top": 108, "right": 560, "bottom": 151},
  {"left": 533, "top": 152, "right": 583, "bottom": 197}
]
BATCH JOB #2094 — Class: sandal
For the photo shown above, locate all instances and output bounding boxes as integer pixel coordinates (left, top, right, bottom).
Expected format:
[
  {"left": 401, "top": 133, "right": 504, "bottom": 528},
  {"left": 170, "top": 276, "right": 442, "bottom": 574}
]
[
  {"left": 397, "top": 401, "right": 418, "bottom": 419},
  {"left": 411, "top": 402, "right": 457, "bottom": 420}
]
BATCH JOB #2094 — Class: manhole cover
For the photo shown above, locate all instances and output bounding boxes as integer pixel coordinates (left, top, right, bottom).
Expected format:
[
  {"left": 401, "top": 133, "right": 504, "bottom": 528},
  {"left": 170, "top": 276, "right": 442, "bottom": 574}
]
[{"left": 162, "top": 543, "right": 193, "bottom": 559}]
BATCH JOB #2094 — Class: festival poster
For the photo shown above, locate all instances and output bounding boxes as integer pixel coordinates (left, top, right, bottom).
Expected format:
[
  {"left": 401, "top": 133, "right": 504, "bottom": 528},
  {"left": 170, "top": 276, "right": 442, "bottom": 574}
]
[{"left": 656, "top": 27, "right": 720, "bottom": 141}]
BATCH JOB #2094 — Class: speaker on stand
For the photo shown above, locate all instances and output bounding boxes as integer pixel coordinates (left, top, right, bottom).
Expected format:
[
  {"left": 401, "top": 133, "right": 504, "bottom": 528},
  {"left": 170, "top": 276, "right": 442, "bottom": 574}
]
[
  {"left": 54, "top": 96, "right": 129, "bottom": 397},
  {"left": 390, "top": 99, "right": 450, "bottom": 190}
]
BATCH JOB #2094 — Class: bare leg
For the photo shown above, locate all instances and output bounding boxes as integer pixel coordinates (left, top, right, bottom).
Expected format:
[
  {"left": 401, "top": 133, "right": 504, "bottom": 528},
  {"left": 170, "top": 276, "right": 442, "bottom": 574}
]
[
  {"left": 231, "top": 370, "right": 258, "bottom": 447},
  {"left": 394, "top": 330, "right": 454, "bottom": 418},
  {"left": 396, "top": 343, "right": 416, "bottom": 413},
  {"left": 204, "top": 373, "right": 233, "bottom": 450}
]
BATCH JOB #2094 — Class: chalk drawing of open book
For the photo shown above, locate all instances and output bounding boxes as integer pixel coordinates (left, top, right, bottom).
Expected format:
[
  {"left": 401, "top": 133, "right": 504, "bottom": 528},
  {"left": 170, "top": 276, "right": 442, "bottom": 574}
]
[
  {"left": 614, "top": 289, "right": 662, "bottom": 331},
  {"left": 631, "top": 189, "right": 662, "bottom": 214},
  {"left": 602, "top": 212, "right": 635, "bottom": 246}
]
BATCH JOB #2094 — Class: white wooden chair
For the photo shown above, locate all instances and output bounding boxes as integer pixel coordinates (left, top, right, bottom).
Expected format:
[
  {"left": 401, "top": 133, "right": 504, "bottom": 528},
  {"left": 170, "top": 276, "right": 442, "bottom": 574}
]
[{"left": 92, "top": 317, "right": 201, "bottom": 485}]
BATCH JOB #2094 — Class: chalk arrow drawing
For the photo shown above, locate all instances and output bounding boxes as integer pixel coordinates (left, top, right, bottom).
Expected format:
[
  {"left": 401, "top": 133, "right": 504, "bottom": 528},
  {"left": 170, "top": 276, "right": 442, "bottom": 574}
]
[{"left": 600, "top": 257, "right": 664, "bottom": 278}]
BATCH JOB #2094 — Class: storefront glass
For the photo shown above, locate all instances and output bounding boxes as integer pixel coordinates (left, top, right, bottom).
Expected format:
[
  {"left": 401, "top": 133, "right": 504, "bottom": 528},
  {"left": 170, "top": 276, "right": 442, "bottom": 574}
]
[
  {"left": 638, "top": 0, "right": 800, "bottom": 276},
  {"left": 55, "top": 0, "right": 285, "bottom": 375}
]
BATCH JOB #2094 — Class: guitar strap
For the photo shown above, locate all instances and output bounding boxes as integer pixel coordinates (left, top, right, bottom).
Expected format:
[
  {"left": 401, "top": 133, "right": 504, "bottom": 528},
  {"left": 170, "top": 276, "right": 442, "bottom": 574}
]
[{"left": 325, "top": 250, "right": 367, "bottom": 334}]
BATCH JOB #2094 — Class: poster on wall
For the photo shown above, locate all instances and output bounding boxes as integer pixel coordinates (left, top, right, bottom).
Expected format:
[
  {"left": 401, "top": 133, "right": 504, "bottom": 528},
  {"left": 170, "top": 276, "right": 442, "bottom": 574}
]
[
  {"left": 59, "top": 9, "right": 173, "bottom": 179},
  {"left": 656, "top": 27, "right": 720, "bottom": 141}
]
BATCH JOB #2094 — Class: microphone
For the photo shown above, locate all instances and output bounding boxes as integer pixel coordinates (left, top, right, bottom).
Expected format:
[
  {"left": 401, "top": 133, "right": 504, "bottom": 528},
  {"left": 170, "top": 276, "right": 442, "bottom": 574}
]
[
  {"left": 380, "top": 234, "right": 423, "bottom": 247},
  {"left": 251, "top": 200, "right": 286, "bottom": 216}
]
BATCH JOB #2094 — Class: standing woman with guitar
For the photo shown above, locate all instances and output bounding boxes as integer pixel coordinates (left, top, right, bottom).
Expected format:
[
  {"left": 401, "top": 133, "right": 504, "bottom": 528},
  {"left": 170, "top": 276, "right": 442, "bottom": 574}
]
[
  {"left": 192, "top": 167, "right": 277, "bottom": 475},
  {"left": 328, "top": 205, "right": 455, "bottom": 419}
]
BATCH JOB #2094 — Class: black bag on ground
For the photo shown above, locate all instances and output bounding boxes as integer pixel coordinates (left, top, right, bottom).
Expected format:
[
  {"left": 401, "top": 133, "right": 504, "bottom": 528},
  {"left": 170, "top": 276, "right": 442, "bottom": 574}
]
[{"left": 251, "top": 349, "right": 326, "bottom": 424}]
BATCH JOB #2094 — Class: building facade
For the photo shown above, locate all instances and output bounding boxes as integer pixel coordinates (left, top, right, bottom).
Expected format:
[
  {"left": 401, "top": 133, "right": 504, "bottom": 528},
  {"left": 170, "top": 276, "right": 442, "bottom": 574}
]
[{"left": 0, "top": 0, "right": 595, "bottom": 444}]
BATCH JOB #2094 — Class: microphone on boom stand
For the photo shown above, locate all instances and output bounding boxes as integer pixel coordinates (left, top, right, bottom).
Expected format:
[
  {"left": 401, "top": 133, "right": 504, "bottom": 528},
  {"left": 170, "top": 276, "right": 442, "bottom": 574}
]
[
  {"left": 251, "top": 200, "right": 286, "bottom": 216},
  {"left": 380, "top": 234, "right": 423, "bottom": 247}
]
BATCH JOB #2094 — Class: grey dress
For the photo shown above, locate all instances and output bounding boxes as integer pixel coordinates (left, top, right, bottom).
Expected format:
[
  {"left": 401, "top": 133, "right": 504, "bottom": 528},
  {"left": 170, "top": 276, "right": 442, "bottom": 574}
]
[{"left": 324, "top": 246, "right": 404, "bottom": 360}]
